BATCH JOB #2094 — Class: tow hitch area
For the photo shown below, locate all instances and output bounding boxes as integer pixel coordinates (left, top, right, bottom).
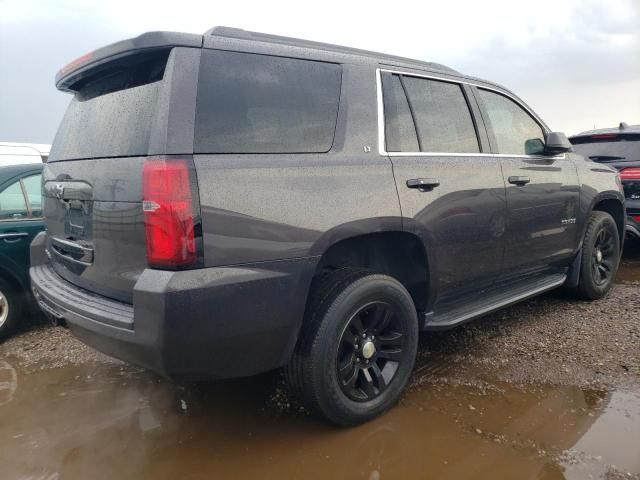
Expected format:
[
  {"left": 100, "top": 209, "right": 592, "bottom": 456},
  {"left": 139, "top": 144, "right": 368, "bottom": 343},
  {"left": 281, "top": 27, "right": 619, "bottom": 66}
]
[{"left": 32, "top": 287, "right": 64, "bottom": 322}]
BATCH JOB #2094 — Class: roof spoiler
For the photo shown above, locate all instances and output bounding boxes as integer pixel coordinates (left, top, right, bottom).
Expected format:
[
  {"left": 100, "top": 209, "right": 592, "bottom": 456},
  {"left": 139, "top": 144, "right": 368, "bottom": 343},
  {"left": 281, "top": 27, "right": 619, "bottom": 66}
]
[{"left": 55, "top": 31, "right": 203, "bottom": 92}]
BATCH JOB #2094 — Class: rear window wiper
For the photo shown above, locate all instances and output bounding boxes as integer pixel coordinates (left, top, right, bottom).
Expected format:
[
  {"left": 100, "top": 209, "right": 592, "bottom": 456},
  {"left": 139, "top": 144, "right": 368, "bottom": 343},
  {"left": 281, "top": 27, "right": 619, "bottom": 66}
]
[{"left": 589, "top": 155, "right": 626, "bottom": 162}]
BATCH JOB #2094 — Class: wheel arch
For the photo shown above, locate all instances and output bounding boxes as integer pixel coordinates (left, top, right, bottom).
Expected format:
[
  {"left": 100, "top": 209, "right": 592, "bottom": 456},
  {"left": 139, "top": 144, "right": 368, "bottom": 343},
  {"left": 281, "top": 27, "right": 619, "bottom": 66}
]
[
  {"left": 307, "top": 218, "right": 434, "bottom": 314},
  {"left": 589, "top": 192, "right": 625, "bottom": 247},
  {"left": 0, "top": 263, "right": 28, "bottom": 292}
]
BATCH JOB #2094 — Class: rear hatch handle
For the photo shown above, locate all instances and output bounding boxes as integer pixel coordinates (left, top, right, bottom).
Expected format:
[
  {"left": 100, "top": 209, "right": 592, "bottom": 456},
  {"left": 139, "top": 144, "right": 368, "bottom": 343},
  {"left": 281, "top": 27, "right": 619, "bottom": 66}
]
[
  {"left": 49, "top": 237, "right": 94, "bottom": 266},
  {"left": 44, "top": 180, "right": 93, "bottom": 201}
]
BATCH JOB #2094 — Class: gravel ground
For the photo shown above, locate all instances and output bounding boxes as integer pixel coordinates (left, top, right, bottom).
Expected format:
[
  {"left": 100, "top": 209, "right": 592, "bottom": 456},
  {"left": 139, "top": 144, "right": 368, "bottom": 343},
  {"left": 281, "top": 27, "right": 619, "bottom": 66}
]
[
  {"left": 413, "top": 282, "right": 640, "bottom": 390},
  {"left": 1, "top": 246, "right": 638, "bottom": 389},
  {"left": 0, "top": 316, "right": 118, "bottom": 371}
]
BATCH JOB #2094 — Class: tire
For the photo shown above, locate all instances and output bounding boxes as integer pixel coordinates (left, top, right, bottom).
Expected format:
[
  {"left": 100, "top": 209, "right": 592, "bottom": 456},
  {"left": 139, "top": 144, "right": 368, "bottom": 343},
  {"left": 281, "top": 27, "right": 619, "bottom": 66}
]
[
  {"left": 0, "top": 279, "right": 23, "bottom": 340},
  {"left": 576, "top": 211, "right": 621, "bottom": 300},
  {"left": 285, "top": 268, "right": 419, "bottom": 426}
]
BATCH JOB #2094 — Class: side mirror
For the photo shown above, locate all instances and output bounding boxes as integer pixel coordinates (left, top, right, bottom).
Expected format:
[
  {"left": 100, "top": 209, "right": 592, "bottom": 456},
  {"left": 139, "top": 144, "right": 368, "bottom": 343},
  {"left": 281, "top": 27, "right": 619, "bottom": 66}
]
[{"left": 543, "top": 132, "right": 573, "bottom": 155}]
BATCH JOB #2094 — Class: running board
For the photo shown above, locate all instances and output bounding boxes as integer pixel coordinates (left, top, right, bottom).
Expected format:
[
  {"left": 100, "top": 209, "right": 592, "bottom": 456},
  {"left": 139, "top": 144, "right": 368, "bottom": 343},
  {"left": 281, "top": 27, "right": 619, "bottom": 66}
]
[{"left": 422, "top": 273, "right": 567, "bottom": 331}]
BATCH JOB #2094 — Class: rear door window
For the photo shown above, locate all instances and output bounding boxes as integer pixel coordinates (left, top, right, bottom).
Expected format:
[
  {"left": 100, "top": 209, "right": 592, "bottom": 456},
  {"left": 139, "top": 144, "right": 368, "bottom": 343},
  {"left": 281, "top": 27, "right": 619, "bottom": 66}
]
[
  {"left": 195, "top": 50, "right": 342, "bottom": 153},
  {"left": 0, "top": 180, "right": 28, "bottom": 220},
  {"left": 381, "top": 73, "right": 419, "bottom": 152},
  {"left": 477, "top": 89, "right": 545, "bottom": 156},
  {"left": 401, "top": 76, "right": 480, "bottom": 153},
  {"left": 22, "top": 174, "right": 43, "bottom": 217}
]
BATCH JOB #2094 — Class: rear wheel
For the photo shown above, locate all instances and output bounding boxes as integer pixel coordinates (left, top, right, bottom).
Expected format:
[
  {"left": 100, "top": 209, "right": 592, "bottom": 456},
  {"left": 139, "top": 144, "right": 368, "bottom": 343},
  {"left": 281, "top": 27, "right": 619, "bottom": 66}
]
[
  {"left": 0, "top": 280, "right": 22, "bottom": 339},
  {"left": 285, "top": 269, "right": 418, "bottom": 426},
  {"left": 576, "top": 211, "right": 621, "bottom": 300}
]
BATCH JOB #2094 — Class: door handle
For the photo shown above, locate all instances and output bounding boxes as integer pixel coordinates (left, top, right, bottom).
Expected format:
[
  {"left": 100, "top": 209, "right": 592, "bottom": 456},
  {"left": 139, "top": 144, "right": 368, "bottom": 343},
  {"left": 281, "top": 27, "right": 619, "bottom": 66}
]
[
  {"left": 407, "top": 178, "right": 440, "bottom": 191},
  {"left": 508, "top": 176, "right": 530, "bottom": 186},
  {"left": 0, "top": 232, "right": 28, "bottom": 243}
]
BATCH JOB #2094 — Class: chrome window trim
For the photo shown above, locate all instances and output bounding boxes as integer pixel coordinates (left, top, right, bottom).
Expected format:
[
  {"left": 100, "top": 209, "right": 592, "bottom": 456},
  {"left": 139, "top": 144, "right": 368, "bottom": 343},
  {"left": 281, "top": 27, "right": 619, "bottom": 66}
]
[
  {"left": 376, "top": 67, "right": 565, "bottom": 160},
  {"left": 375, "top": 68, "right": 386, "bottom": 155}
]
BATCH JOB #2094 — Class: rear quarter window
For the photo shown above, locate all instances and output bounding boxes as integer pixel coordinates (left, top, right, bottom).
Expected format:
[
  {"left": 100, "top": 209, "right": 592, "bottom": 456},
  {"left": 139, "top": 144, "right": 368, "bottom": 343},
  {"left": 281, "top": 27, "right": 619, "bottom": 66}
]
[{"left": 195, "top": 50, "right": 342, "bottom": 154}]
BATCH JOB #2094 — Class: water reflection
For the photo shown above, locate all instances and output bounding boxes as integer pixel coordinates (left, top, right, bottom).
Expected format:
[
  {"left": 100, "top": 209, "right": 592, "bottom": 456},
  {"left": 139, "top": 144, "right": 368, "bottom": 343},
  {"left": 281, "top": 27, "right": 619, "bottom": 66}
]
[
  {"left": 617, "top": 241, "right": 640, "bottom": 284},
  {"left": 0, "top": 360, "right": 638, "bottom": 480},
  {"left": 0, "top": 360, "right": 18, "bottom": 407}
]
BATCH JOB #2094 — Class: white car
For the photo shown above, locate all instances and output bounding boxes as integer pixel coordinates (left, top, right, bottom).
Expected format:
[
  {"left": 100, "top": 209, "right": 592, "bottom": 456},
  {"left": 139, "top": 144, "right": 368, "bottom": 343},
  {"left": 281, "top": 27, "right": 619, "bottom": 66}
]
[{"left": 0, "top": 142, "right": 50, "bottom": 166}]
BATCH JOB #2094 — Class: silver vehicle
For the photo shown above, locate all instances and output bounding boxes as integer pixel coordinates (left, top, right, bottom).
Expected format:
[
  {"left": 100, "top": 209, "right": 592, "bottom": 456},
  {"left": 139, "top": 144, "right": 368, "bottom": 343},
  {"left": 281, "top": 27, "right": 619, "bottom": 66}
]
[{"left": 0, "top": 143, "right": 50, "bottom": 167}]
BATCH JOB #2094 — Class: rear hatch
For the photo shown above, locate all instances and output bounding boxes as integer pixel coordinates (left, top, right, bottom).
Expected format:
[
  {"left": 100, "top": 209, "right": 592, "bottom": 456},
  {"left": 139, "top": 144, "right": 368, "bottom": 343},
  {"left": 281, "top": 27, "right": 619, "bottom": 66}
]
[{"left": 45, "top": 34, "right": 202, "bottom": 303}]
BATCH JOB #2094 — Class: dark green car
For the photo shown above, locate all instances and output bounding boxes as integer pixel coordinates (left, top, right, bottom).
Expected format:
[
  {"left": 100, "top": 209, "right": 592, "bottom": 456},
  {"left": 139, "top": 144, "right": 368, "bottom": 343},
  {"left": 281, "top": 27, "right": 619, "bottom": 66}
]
[{"left": 0, "top": 164, "right": 44, "bottom": 338}]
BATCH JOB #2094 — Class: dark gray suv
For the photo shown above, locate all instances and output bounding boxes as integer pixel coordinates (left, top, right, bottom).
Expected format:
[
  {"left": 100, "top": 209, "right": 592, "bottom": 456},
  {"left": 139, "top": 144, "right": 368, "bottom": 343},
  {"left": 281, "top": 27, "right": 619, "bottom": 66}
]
[{"left": 30, "top": 27, "right": 625, "bottom": 426}]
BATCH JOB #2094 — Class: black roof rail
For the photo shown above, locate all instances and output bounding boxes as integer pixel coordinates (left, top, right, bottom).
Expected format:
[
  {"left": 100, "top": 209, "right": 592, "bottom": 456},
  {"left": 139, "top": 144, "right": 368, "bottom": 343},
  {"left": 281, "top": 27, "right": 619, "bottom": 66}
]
[{"left": 205, "top": 26, "right": 461, "bottom": 75}]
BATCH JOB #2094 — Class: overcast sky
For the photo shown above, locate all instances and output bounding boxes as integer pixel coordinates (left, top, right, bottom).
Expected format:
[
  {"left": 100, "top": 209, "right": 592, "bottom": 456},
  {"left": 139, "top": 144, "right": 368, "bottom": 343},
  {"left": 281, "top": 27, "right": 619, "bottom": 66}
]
[{"left": 1, "top": 0, "right": 638, "bottom": 144}]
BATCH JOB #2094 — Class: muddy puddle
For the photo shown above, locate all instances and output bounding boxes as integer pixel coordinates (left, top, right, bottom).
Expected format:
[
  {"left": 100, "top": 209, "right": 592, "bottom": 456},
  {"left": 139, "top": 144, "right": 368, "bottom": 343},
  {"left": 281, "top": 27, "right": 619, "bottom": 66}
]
[{"left": 0, "top": 359, "right": 638, "bottom": 480}]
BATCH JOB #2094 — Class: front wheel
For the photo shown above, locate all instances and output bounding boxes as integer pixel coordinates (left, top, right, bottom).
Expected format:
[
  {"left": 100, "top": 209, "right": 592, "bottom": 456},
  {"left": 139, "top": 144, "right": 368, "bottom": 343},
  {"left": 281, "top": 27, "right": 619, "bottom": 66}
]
[
  {"left": 576, "top": 211, "right": 621, "bottom": 300},
  {"left": 285, "top": 269, "right": 419, "bottom": 426}
]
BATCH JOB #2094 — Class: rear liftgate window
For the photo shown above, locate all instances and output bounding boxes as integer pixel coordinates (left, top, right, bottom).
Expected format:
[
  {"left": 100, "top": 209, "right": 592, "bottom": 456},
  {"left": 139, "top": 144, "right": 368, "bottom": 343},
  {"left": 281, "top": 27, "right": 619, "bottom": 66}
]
[
  {"left": 195, "top": 50, "right": 342, "bottom": 153},
  {"left": 50, "top": 50, "right": 169, "bottom": 161},
  {"left": 571, "top": 134, "right": 640, "bottom": 163}
]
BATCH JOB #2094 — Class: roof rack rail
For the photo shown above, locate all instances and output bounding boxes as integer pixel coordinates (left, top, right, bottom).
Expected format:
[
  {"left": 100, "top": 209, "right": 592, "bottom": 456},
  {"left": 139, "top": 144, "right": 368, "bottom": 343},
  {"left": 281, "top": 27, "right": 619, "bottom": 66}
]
[{"left": 204, "top": 26, "right": 460, "bottom": 75}]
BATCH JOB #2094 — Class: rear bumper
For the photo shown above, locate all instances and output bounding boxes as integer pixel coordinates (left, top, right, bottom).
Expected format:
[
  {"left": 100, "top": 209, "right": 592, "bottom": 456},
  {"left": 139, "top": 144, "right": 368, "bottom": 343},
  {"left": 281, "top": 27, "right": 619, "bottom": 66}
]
[
  {"left": 626, "top": 200, "right": 640, "bottom": 239},
  {"left": 30, "top": 233, "right": 316, "bottom": 380},
  {"left": 627, "top": 219, "right": 640, "bottom": 239}
]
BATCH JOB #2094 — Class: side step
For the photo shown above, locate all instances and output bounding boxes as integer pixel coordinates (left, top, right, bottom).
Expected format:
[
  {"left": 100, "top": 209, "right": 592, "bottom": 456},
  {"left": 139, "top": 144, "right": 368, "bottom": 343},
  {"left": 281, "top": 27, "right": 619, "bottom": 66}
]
[{"left": 422, "top": 272, "right": 567, "bottom": 331}]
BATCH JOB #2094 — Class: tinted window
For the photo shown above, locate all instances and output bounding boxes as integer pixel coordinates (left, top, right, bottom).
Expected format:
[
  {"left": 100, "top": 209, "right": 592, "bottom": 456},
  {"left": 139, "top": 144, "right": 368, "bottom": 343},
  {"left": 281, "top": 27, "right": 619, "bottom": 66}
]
[
  {"left": 402, "top": 76, "right": 479, "bottom": 153},
  {"left": 478, "top": 89, "right": 544, "bottom": 155},
  {"left": 381, "top": 73, "right": 419, "bottom": 152},
  {"left": 0, "top": 180, "right": 27, "bottom": 220},
  {"left": 195, "top": 50, "right": 342, "bottom": 153},
  {"left": 50, "top": 52, "right": 168, "bottom": 161},
  {"left": 22, "top": 174, "right": 43, "bottom": 217}
]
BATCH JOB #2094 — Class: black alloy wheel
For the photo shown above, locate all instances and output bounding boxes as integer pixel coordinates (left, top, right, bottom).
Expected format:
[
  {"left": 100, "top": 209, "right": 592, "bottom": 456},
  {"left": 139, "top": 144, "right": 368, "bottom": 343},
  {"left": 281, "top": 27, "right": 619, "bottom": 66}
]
[
  {"left": 336, "top": 301, "right": 407, "bottom": 402},
  {"left": 285, "top": 268, "right": 419, "bottom": 426},
  {"left": 576, "top": 210, "right": 621, "bottom": 300},
  {"left": 591, "top": 227, "right": 617, "bottom": 286}
]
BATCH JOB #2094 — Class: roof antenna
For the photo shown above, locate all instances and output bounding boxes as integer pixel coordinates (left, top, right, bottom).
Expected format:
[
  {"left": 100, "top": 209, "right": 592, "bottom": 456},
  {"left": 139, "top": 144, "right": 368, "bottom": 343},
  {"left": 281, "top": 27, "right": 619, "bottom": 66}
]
[{"left": 620, "top": 122, "right": 628, "bottom": 130}]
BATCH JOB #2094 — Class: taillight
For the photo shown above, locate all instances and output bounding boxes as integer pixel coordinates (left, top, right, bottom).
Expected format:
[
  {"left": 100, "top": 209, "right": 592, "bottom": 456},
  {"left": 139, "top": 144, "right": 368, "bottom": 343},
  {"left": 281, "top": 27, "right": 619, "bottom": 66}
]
[
  {"left": 142, "top": 158, "right": 198, "bottom": 269},
  {"left": 620, "top": 168, "right": 640, "bottom": 181},
  {"left": 59, "top": 51, "right": 94, "bottom": 75}
]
